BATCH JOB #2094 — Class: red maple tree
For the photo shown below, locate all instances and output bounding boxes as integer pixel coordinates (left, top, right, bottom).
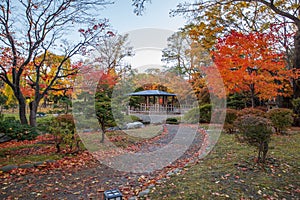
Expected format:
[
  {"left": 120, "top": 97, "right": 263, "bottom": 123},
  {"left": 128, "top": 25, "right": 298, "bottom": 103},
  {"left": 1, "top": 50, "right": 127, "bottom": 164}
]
[{"left": 212, "top": 30, "right": 296, "bottom": 107}]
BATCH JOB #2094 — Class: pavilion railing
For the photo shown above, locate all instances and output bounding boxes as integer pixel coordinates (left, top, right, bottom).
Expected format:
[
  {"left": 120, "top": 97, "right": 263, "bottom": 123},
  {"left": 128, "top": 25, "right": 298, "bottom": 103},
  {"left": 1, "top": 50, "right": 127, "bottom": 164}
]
[{"left": 128, "top": 104, "right": 195, "bottom": 114}]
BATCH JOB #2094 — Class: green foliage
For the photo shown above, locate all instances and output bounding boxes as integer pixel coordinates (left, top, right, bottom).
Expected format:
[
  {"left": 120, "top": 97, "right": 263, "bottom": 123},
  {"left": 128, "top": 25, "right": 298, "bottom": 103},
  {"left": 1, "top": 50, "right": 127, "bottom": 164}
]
[
  {"left": 227, "top": 93, "right": 245, "bottom": 110},
  {"left": 36, "top": 116, "right": 55, "bottom": 133},
  {"left": 129, "top": 115, "right": 142, "bottom": 122},
  {"left": 49, "top": 114, "right": 80, "bottom": 153},
  {"left": 266, "top": 108, "right": 293, "bottom": 134},
  {"left": 0, "top": 114, "right": 38, "bottom": 141},
  {"left": 183, "top": 104, "right": 212, "bottom": 123},
  {"left": 199, "top": 104, "right": 212, "bottom": 123},
  {"left": 0, "top": 92, "right": 8, "bottom": 114},
  {"left": 95, "top": 92, "right": 116, "bottom": 127},
  {"left": 58, "top": 96, "right": 72, "bottom": 114},
  {"left": 234, "top": 114, "right": 273, "bottom": 163}
]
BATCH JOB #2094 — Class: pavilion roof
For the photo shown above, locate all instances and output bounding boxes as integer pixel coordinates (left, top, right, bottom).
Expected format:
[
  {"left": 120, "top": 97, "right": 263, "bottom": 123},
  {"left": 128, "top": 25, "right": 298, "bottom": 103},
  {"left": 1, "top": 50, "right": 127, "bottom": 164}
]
[{"left": 129, "top": 90, "right": 176, "bottom": 96}]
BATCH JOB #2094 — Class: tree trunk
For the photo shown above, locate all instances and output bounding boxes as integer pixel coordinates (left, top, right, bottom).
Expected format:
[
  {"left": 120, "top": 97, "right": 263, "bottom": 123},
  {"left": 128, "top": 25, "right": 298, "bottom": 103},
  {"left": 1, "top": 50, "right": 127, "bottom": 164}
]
[
  {"left": 29, "top": 100, "right": 38, "bottom": 127},
  {"left": 262, "top": 141, "right": 269, "bottom": 163},
  {"left": 257, "top": 143, "right": 262, "bottom": 163},
  {"left": 294, "top": 29, "right": 300, "bottom": 98},
  {"left": 18, "top": 97, "right": 28, "bottom": 125},
  {"left": 99, "top": 120, "right": 105, "bottom": 143},
  {"left": 101, "top": 126, "right": 105, "bottom": 143}
]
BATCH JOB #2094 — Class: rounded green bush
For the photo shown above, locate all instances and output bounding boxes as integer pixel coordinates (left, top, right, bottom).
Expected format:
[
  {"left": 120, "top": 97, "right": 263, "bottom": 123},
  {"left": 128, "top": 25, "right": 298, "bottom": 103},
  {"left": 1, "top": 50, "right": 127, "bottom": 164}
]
[
  {"left": 166, "top": 117, "right": 179, "bottom": 124},
  {"left": 266, "top": 108, "right": 293, "bottom": 134},
  {"left": 234, "top": 114, "right": 273, "bottom": 163}
]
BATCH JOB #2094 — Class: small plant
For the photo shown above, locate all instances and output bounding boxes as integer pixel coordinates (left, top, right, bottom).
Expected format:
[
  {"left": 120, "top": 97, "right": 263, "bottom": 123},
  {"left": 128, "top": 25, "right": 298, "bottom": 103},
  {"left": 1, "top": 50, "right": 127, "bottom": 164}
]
[
  {"left": 266, "top": 108, "right": 293, "bottom": 134},
  {"left": 49, "top": 114, "right": 81, "bottom": 153},
  {"left": 234, "top": 114, "right": 273, "bottom": 163}
]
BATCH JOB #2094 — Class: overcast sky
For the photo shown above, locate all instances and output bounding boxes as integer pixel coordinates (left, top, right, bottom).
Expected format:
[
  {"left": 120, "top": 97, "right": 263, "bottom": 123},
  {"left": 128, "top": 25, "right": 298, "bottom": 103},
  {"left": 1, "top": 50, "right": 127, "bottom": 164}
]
[{"left": 98, "top": 0, "right": 188, "bottom": 70}]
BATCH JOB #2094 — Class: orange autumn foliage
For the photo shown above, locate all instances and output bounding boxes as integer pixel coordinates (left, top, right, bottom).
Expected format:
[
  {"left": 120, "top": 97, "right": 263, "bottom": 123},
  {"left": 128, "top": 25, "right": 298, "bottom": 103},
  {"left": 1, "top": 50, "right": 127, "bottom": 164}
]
[{"left": 212, "top": 30, "right": 296, "bottom": 101}]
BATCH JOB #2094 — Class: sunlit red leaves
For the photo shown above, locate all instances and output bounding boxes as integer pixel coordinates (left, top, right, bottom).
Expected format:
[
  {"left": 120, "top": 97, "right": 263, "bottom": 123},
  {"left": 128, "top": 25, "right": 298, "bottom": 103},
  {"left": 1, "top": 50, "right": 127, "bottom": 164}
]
[
  {"left": 212, "top": 30, "right": 295, "bottom": 100},
  {"left": 78, "top": 21, "right": 111, "bottom": 38},
  {"left": 75, "top": 65, "right": 117, "bottom": 95}
]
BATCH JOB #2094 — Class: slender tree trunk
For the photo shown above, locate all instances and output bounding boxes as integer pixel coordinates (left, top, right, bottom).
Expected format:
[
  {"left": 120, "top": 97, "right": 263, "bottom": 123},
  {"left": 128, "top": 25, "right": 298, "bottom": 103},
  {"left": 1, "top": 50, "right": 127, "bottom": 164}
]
[
  {"left": 250, "top": 84, "right": 255, "bottom": 108},
  {"left": 101, "top": 125, "right": 105, "bottom": 143},
  {"left": 262, "top": 141, "right": 269, "bottom": 163},
  {"left": 257, "top": 144, "right": 262, "bottom": 163},
  {"left": 293, "top": 29, "right": 300, "bottom": 98}
]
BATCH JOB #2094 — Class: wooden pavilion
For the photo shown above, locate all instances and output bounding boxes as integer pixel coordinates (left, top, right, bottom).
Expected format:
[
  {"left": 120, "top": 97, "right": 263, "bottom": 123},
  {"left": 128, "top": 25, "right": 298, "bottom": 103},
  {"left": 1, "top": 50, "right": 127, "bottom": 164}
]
[{"left": 128, "top": 90, "right": 180, "bottom": 114}]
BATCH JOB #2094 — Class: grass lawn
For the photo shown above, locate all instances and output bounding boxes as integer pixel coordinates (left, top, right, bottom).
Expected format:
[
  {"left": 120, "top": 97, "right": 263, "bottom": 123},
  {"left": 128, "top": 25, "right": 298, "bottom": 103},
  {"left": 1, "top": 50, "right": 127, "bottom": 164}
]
[{"left": 149, "top": 130, "right": 300, "bottom": 199}]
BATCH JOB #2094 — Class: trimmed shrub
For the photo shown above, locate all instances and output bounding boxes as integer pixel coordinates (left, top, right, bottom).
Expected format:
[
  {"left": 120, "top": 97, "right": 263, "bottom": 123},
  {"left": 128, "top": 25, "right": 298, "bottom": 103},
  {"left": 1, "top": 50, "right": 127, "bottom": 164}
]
[
  {"left": 234, "top": 114, "right": 273, "bottom": 163},
  {"left": 266, "top": 108, "right": 293, "bottom": 134},
  {"left": 166, "top": 117, "right": 180, "bottom": 124},
  {"left": 238, "top": 107, "right": 266, "bottom": 117}
]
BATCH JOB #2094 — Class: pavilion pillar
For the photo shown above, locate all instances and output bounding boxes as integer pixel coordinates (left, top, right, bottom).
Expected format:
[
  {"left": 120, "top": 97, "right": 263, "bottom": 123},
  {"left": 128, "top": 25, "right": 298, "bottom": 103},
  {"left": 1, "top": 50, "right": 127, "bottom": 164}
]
[
  {"left": 172, "top": 96, "right": 175, "bottom": 112},
  {"left": 146, "top": 96, "right": 149, "bottom": 111}
]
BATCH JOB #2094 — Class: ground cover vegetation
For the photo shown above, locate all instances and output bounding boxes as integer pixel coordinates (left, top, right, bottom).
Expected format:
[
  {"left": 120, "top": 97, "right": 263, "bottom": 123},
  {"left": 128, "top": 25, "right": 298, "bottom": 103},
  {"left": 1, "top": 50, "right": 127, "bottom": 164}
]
[{"left": 0, "top": 0, "right": 300, "bottom": 199}]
